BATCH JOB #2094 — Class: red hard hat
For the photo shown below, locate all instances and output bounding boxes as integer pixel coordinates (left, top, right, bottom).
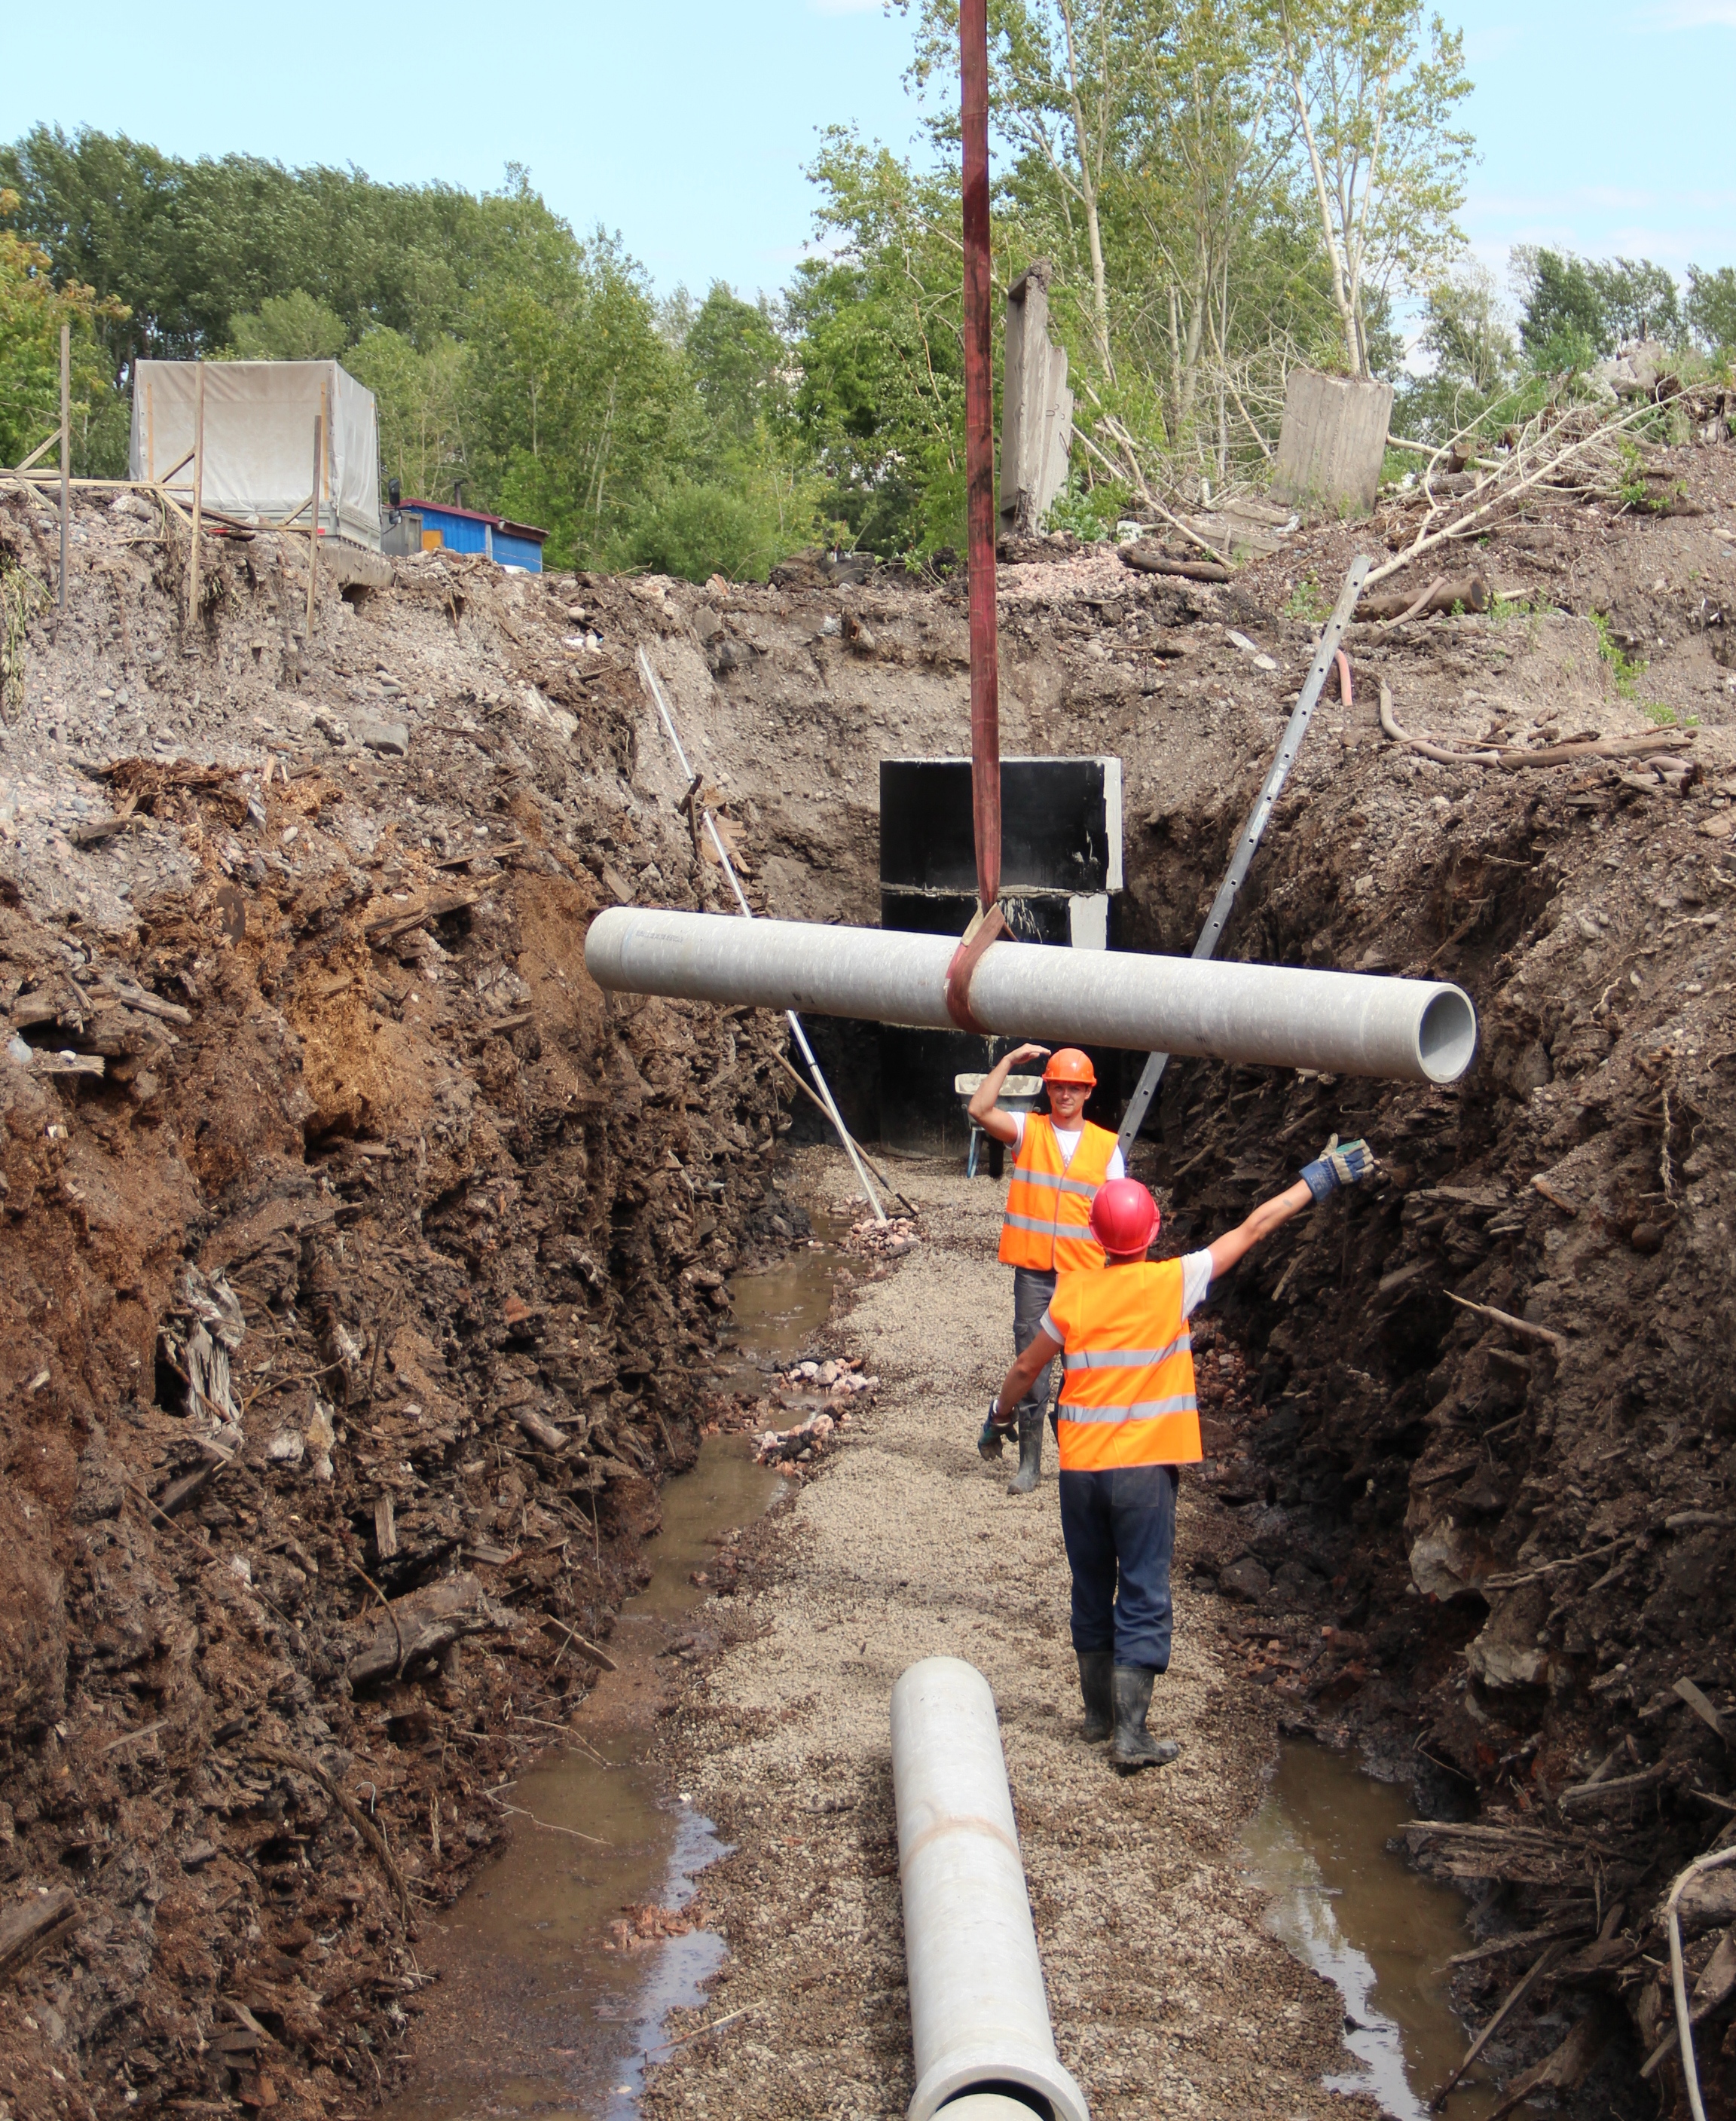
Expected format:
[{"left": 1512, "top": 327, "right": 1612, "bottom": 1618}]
[
  {"left": 1090, "top": 1178, "right": 1160, "bottom": 1257},
  {"left": 1044, "top": 1047, "right": 1096, "bottom": 1086}
]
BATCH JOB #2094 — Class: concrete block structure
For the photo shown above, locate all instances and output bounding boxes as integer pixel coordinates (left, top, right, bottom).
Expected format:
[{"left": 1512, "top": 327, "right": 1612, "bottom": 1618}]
[
  {"left": 1271, "top": 367, "right": 1393, "bottom": 517},
  {"left": 999, "top": 262, "right": 1074, "bottom": 536}
]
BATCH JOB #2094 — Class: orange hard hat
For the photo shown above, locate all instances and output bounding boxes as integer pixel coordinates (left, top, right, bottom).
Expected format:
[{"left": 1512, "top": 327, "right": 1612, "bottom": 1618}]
[{"left": 1044, "top": 1047, "right": 1096, "bottom": 1087}]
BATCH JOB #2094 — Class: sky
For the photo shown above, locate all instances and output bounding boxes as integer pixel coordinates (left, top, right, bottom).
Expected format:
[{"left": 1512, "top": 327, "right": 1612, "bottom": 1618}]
[{"left": 1, "top": 0, "right": 1730, "bottom": 313}]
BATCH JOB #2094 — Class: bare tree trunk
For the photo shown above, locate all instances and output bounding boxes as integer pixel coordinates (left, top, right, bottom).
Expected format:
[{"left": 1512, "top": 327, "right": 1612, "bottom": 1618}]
[
  {"left": 1058, "top": 0, "right": 1115, "bottom": 382},
  {"left": 1282, "top": 28, "right": 1363, "bottom": 376}
]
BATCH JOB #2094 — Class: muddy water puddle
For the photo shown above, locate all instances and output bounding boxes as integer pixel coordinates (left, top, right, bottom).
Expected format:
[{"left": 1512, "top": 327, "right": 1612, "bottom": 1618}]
[
  {"left": 1240, "top": 1741, "right": 1500, "bottom": 2120},
  {"left": 386, "top": 1222, "right": 841, "bottom": 2119},
  {"left": 715, "top": 1201, "right": 851, "bottom": 1398}
]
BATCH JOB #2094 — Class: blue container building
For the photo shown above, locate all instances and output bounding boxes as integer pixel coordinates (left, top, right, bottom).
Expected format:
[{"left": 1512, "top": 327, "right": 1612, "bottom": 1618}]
[{"left": 384, "top": 497, "right": 549, "bottom": 573}]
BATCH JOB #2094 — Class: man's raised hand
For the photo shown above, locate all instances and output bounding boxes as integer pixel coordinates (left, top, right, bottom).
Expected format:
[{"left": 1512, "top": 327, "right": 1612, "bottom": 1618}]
[{"left": 1299, "top": 1136, "right": 1377, "bottom": 1202}]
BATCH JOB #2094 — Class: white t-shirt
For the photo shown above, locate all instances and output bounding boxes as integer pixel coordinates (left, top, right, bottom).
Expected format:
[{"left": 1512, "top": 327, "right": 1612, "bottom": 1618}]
[
  {"left": 1039, "top": 1252, "right": 1215, "bottom": 1346},
  {"left": 1007, "top": 1109, "right": 1126, "bottom": 1181}
]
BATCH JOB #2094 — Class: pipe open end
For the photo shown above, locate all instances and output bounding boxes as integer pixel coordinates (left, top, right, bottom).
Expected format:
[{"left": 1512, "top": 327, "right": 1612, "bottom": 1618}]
[
  {"left": 1417, "top": 986, "right": 1478, "bottom": 1084},
  {"left": 938, "top": 2096, "right": 1053, "bottom": 2119}
]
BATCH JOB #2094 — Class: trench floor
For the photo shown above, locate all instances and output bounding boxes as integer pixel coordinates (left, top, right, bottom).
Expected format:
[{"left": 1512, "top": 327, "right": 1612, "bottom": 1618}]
[{"left": 642, "top": 1151, "right": 1385, "bottom": 2121}]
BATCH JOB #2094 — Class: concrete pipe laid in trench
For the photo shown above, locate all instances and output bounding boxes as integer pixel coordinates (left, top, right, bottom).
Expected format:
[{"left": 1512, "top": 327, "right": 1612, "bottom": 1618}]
[
  {"left": 585, "top": 909, "right": 1478, "bottom": 1086},
  {"left": 892, "top": 1657, "right": 1090, "bottom": 2121}
]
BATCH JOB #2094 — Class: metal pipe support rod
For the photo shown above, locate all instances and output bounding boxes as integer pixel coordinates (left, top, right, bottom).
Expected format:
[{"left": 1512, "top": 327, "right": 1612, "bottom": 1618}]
[
  {"left": 633, "top": 647, "right": 888, "bottom": 1221},
  {"left": 586, "top": 908, "right": 1478, "bottom": 1086}
]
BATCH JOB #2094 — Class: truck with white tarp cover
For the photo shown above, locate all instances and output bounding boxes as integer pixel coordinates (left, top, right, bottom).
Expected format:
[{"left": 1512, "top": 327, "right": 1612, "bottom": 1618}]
[{"left": 127, "top": 359, "right": 382, "bottom": 550}]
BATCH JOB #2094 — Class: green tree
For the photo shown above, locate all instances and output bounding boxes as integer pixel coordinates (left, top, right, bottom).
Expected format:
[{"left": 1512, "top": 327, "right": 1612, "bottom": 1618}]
[
  {"left": 227, "top": 288, "right": 348, "bottom": 359},
  {"left": 1687, "top": 264, "right": 1736, "bottom": 353},
  {"left": 789, "top": 131, "right": 977, "bottom": 557},
  {"left": 344, "top": 327, "right": 469, "bottom": 501},
  {"left": 1515, "top": 248, "right": 1609, "bottom": 361},
  {"left": 902, "top": 0, "right": 1142, "bottom": 379},
  {"left": 685, "top": 283, "right": 786, "bottom": 453},
  {"left": 0, "top": 185, "right": 130, "bottom": 472},
  {"left": 1394, "top": 258, "right": 1513, "bottom": 438},
  {"left": 1275, "top": 0, "right": 1474, "bottom": 379},
  {"left": 1587, "top": 255, "right": 1679, "bottom": 346}
]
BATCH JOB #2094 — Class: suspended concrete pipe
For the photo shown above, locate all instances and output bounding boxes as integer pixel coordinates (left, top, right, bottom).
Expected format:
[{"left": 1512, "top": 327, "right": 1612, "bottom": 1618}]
[
  {"left": 585, "top": 908, "right": 1478, "bottom": 1086},
  {"left": 893, "top": 1657, "right": 1090, "bottom": 2121}
]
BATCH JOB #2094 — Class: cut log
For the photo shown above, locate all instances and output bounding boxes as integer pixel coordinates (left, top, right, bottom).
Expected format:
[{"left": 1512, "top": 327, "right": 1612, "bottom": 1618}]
[
  {"left": 345, "top": 1572, "right": 512, "bottom": 1687},
  {"left": 1447, "top": 1916, "right": 1592, "bottom": 1967},
  {"left": 1557, "top": 1763, "right": 1668, "bottom": 1812},
  {"left": 1118, "top": 542, "right": 1230, "bottom": 583},
  {"left": 0, "top": 1887, "right": 78, "bottom": 1983},
  {"left": 1358, "top": 573, "right": 1490, "bottom": 622}
]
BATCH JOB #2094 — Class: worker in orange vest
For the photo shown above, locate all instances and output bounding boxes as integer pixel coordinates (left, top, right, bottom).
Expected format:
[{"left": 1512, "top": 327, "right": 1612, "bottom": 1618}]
[
  {"left": 992, "top": 1145, "right": 1376, "bottom": 1769},
  {"left": 968, "top": 1045, "right": 1123, "bottom": 1495}
]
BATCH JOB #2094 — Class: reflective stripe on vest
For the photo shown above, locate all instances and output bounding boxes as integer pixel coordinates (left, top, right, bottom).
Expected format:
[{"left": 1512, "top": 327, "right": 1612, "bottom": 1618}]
[
  {"left": 996, "top": 1117, "right": 1115, "bottom": 1274},
  {"left": 1045, "top": 1258, "right": 1203, "bottom": 1472}
]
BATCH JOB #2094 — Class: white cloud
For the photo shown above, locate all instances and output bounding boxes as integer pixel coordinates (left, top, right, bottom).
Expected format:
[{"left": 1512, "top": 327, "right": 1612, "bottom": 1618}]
[{"left": 1644, "top": 0, "right": 1736, "bottom": 24}]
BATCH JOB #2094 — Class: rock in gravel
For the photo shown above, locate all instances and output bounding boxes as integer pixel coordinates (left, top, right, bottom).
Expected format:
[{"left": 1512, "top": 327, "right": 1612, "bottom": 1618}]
[
  {"left": 1218, "top": 1557, "right": 1272, "bottom": 1602},
  {"left": 355, "top": 716, "right": 410, "bottom": 756}
]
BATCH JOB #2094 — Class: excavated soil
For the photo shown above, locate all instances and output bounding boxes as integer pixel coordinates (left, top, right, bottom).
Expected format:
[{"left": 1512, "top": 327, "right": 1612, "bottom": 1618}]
[{"left": 3, "top": 405, "right": 1736, "bottom": 2121}]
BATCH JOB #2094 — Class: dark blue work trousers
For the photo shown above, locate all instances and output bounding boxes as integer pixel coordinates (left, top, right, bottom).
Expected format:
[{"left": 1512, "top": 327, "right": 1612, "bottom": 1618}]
[
  {"left": 1057, "top": 1462, "right": 1178, "bottom": 1673},
  {"left": 1011, "top": 1266, "right": 1059, "bottom": 1429}
]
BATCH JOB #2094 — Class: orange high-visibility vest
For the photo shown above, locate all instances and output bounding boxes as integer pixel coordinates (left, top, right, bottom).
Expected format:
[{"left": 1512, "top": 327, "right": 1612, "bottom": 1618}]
[
  {"left": 1045, "top": 1260, "right": 1202, "bottom": 1472},
  {"left": 998, "top": 1116, "right": 1115, "bottom": 1273}
]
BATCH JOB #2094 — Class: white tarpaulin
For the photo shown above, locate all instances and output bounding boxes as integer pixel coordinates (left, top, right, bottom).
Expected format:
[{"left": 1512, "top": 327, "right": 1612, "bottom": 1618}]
[{"left": 129, "top": 360, "right": 382, "bottom": 550}]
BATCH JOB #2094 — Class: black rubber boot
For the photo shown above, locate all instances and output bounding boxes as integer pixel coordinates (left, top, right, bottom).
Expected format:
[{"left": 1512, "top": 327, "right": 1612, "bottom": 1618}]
[
  {"left": 1077, "top": 1652, "right": 1114, "bottom": 1743},
  {"left": 1007, "top": 1404, "right": 1043, "bottom": 1493},
  {"left": 1110, "top": 1665, "right": 1180, "bottom": 1771}
]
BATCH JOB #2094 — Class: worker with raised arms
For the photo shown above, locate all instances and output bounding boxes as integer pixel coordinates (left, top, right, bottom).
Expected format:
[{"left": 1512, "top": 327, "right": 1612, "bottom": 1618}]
[
  {"left": 992, "top": 1143, "right": 1376, "bottom": 1769},
  {"left": 970, "top": 1044, "right": 1123, "bottom": 1494}
]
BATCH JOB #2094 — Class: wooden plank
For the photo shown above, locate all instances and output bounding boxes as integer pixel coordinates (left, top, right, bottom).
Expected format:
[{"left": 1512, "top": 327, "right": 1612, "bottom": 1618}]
[
  {"left": 58, "top": 323, "right": 69, "bottom": 611},
  {"left": 305, "top": 408, "right": 324, "bottom": 640},
  {"left": 11, "top": 425, "right": 63, "bottom": 475},
  {"left": 186, "top": 364, "right": 206, "bottom": 627}
]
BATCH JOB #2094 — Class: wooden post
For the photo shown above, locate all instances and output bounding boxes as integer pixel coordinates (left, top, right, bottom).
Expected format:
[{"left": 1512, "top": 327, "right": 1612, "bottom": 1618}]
[
  {"left": 305, "top": 408, "right": 324, "bottom": 640},
  {"left": 58, "top": 323, "right": 70, "bottom": 610},
  {"left": 187, "top": 363, "right": 206, "bottom": 628}
]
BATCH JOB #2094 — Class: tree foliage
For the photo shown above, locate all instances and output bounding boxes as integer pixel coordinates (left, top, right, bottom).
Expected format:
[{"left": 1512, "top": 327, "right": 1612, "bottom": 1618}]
[
  {"left": 1687, "top": 265, "right": 1736, "bottom": 355},
  {"left": 0, "top": 130, "right": 823, "bottom": 579},
  {"left": 1276, "top": 0, "right": 1473, "bottom": 379},
  {"left": 0, "top": 185, "right": 129, "bottom": 473}
]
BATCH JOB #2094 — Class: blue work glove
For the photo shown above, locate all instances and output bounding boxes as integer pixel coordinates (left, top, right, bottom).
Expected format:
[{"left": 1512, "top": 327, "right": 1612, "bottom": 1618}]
[
  {"left": 1299, "top": 1135, "right": 1377, "bottom": 1202},
  {"left": 977, "top": 1395, "right": 1015, "bottom": 1462}
]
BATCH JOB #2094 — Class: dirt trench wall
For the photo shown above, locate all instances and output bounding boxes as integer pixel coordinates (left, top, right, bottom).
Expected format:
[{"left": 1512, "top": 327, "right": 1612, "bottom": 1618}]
[{"left": 0, "top": 503, "right": 798, "bottom": 2121}]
